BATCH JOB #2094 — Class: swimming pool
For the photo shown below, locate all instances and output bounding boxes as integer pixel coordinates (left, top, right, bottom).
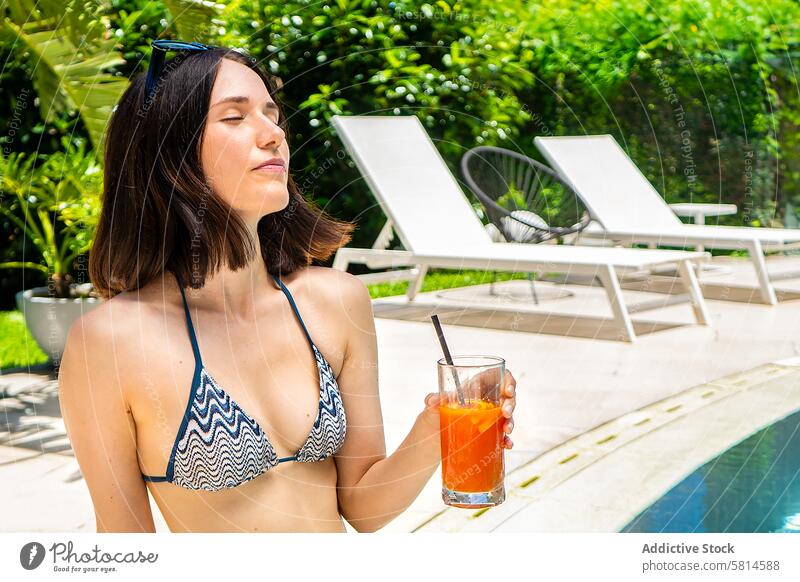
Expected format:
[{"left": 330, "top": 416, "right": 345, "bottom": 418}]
[{"left": 621, "top": 408, "right": 800, "bottom": 533}]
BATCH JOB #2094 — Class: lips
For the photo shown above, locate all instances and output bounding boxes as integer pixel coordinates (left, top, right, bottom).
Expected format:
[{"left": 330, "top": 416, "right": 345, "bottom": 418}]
[{"left": 252, "top": 157, "right": 286, "bottom": 171}]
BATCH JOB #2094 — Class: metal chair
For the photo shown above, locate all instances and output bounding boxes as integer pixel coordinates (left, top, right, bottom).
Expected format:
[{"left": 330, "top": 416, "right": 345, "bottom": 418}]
[{"left": 461, "top": 146, "right": 593, "bottom": 302}]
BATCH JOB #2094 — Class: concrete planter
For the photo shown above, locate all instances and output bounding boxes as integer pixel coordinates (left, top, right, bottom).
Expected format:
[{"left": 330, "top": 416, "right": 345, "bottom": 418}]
[{"left": 15, "top": 286, "right": 103, "bottom": 363}]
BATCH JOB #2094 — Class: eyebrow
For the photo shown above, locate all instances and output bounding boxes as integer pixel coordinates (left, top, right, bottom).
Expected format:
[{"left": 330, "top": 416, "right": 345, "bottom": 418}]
[{"left": 211, "top": 96, "right": 279, "bottom": 111}]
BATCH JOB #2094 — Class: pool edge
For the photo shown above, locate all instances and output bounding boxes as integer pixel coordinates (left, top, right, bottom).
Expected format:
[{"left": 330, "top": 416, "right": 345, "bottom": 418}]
[{"left": 414, "top": 359, "right": 800, "bottom": 532}]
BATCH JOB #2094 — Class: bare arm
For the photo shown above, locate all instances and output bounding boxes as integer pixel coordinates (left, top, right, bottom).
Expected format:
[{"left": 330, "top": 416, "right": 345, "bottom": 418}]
[
  {"left": 338, "top": 409, "right": 442, "bottom": 533},
  {"left": 330, "top": 270, "right": 518, "bottom": 533},
  {"left": 58, "top": 307, "right": 156, "bottom": 533},
  {"left": 331, "top": 272, "right": 442, "bottom": 533}
]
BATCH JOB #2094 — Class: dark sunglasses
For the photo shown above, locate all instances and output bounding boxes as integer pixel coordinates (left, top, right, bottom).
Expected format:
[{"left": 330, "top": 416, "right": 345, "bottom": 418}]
[{"left": 144, "top": 40, "right": 216, "bottom": 101}]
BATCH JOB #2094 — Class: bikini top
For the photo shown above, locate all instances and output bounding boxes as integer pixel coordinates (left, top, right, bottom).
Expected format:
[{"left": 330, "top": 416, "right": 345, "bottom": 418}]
[{"left": 141, "top": 274, "right": 347, "bottom": 491}]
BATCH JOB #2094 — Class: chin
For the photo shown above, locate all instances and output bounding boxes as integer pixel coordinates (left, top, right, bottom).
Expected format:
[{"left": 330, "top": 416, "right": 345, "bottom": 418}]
[{"left": 253, "top": 188, "right": 291, "bottom": 216}]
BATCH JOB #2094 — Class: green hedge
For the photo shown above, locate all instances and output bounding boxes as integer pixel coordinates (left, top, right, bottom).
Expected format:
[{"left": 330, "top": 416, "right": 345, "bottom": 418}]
[
  {"left": 220, "top": 0, "right": 800, "bottom": 241},
  {"left": 1, "top": 0, "right": 799, "bottom": 308}
]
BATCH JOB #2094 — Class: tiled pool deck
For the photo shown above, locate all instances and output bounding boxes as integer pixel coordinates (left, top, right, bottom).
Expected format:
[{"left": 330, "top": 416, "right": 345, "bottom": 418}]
[{"left": 2, "top": 254, "right": 800, "bottom": 532}]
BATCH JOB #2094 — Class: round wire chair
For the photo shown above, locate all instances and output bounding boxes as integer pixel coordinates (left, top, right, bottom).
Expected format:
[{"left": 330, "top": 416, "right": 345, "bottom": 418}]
[
  {"left": 460, "top": 146, "right": 594, "bottom": 303},
  {"left": 461, "top": 145, "right": 592, "bottom": 244}
]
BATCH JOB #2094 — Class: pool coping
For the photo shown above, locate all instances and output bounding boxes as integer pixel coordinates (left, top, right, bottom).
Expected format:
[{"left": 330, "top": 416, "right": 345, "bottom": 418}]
[{"left": 414, "top": 357, "right": 800, "bottom": 532}]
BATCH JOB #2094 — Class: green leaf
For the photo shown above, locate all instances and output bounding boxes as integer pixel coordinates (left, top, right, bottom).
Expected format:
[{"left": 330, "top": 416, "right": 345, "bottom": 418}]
[
  {"left": 2, "top": 19, "right": 129, "bottom": 149},
  {"left": 0, "top": 261, "right": 49, "bottom": 274},
  {"left": 162, "top": 0, "right": 223, "bottom": 40}
]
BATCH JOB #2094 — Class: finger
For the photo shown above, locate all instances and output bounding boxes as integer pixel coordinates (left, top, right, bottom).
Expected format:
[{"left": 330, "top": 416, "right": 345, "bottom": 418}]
[
  {"left": 501, "top": 371, "right": 516, "bottom": 402},
  {"left": 503, "top": 435, "right": 513, "bottom": 449},
  {"left": 503, "top": 377, "right": 516, "bottom": 398},
  {"left": 504, "top": 418, "right": 514, "bottom": 434},
  {"left": 473, "top": 369, "right": 498, "bottom": 392},
  {"left": 501, "top": 398, "right": 515, "bottom": 418}
]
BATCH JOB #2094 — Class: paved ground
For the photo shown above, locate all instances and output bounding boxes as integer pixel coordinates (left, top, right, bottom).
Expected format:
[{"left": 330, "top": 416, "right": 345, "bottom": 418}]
[
  {"left": 2, "top": 254, "right": 800, "bottom": 532},
  {"left": 414, "top": 359, "right": 800, "bottom": 532}
]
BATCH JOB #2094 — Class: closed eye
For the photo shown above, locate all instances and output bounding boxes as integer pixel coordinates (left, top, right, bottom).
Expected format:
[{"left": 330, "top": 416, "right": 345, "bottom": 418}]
[{"left": 221, "top": 114, "right": 281, "bottom": 125}]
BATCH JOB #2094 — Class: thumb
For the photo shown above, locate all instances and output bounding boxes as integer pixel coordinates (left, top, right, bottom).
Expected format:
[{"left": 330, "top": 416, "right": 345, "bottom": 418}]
[{"left": 424, "top": 392, "right": 441, "bottom": 409}]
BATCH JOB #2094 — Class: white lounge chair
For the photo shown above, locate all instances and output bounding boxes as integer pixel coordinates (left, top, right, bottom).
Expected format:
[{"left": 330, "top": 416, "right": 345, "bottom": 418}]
[
  {"left": 330, "top": 115, "right": 711, "bottom": 342},
  {"left": 535, "top": 134, "right": 800, "bottom": 305}
]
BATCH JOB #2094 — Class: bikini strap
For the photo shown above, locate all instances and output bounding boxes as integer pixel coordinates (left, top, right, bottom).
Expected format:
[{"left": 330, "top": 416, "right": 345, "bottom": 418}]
[
  {"left": 178, "top": 284, "right": 203, "bottom": 368},
  {"left": 272, "top": 274, "right": 315, "bottom": 348}
]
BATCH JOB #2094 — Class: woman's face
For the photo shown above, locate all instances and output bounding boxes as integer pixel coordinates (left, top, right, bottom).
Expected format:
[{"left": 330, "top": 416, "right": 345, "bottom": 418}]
[{"left": 200, "top": 58, "right": 289, "bottom": 223}]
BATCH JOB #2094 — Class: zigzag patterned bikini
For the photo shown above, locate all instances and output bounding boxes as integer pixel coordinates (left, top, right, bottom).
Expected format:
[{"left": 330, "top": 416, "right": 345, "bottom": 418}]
[{"left": 141, "top": 274, "right": 347, "bottom": 491}]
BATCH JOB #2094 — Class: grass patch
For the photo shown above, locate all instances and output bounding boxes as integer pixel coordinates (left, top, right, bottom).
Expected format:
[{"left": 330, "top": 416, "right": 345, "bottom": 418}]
[
  {"left": 0, "top": 310, "right": 49, "bottom": 371},
  {"left": 366, "top": 269, "right": 531, "bottom": 299}
]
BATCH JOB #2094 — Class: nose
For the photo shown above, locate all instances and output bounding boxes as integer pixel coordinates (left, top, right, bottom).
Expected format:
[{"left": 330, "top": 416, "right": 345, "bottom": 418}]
[{"left": 256, "top": 114, "right": 285, "bottom": 151}]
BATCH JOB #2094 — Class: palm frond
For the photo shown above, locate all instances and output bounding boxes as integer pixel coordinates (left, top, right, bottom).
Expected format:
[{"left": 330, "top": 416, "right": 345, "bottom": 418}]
[
  {"left": 1, "top": 18, "right": 129, "bottom": 149},
  {"left": 163, "top": 0, "right": 225, "bottom": 41}
]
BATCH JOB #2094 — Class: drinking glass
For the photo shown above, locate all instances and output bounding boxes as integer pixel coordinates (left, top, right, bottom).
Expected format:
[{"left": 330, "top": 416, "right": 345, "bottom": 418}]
[{"left": 437, "top": 355, "right": 506, "bottom": 508}]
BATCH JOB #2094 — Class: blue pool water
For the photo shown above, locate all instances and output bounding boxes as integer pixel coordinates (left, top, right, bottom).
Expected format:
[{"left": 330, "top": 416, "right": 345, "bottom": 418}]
[{"left": 621, "top": 408, "right": 800, "bottom": 533}]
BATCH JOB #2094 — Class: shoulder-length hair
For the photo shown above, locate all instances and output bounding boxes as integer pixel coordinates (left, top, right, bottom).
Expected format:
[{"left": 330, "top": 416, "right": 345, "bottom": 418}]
[{"left": 89, "top": 47, "right": 354, "bottom": 298}]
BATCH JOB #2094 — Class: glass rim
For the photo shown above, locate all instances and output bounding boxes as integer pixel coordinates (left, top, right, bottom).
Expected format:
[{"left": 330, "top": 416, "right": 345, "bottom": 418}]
[{"left": 436, "top": 355, "right": 505, "bottom": 369}]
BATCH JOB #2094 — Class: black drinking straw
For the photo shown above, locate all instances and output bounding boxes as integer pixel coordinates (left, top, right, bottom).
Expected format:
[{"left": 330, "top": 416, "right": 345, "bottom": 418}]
[{"left": 431, "top": 314, "right": 467, "bottom": 406}]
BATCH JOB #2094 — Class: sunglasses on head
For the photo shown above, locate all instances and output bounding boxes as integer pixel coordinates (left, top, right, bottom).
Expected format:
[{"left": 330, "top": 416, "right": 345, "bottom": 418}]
[{"left": 144, "top": 39, "right": 216, "bottom": 101}]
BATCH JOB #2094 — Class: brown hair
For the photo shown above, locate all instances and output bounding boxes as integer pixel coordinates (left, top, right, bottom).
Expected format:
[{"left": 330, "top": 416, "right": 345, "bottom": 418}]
[{"left": 89, "top": 48, "right": 354, "bottom": 299}]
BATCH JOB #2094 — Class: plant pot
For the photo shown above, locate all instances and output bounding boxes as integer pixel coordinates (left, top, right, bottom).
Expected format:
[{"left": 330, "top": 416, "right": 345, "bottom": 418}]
[{"left": 15, "top": 286, "right": 104, "bottom": 364}]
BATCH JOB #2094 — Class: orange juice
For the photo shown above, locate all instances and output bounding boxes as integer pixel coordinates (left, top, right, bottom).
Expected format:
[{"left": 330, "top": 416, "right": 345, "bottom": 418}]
[{"left": 439, "top": 399, "right": 505, "bottom": 493}]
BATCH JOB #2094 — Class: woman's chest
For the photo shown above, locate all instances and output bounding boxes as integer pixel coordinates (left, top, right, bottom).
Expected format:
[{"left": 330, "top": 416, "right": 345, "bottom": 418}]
[{"left": 127, "top": 305, "right": 346, "bottom": 477}]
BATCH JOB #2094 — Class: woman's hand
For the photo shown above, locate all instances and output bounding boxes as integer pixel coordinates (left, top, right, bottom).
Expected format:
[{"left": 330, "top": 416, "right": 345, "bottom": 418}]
[
  {"left": 498, "top": 370, "right": 516, "bottom": 449},
  {"left": 422, "top": 369, "right": 517, "bottom": 449}
]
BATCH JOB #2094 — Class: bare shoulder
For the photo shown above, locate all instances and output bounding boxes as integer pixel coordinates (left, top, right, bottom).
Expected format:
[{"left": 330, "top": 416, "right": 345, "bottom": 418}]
[
  {"left": 293, "top": 266, "right": 372, "bottom": 318},
  {"left": 67, "top": 295, "right": 132, "bottom": 354},
  {"left": 68, "top": 291, "right": 157, "bottom": 350},
  {"left": 289, "top": 267, "right": 375, "bottom": 366},
  {"left": 60, "top": 294, "right": 139, "bottom": 403},
  {"left": 62, "top": 290, "right": 168, "bottom": 402}
]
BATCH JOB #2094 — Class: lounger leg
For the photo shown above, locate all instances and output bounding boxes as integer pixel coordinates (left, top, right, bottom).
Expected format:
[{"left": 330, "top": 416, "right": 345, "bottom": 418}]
[
  {"left": 527, "top": 273, "right": 539, "bottom": 305},
  {"left": 332, "top": 250, "right": 350, "bottom": 272},
  {"left": 597, "top": 265, "right": 636, "bottom": 343},
  {"left": 748, "top": 240, "right": 777, "bottom": 306},
  {"left": 407, "top": 265, "right": 429, "bottom": 302},
  {"left": 677, "top": 260, "right": 711, "bottom": 326}
]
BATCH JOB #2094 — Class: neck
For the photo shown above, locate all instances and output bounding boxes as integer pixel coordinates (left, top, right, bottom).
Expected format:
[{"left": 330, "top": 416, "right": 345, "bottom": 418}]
[{"left": 177, "top": 227, "right": 278, "bottom": 321}]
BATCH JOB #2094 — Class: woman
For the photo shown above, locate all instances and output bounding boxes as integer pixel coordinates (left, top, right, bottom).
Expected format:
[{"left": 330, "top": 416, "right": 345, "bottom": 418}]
[{"left": 58, "top": 42, "right": 517, "bottom": 533}]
